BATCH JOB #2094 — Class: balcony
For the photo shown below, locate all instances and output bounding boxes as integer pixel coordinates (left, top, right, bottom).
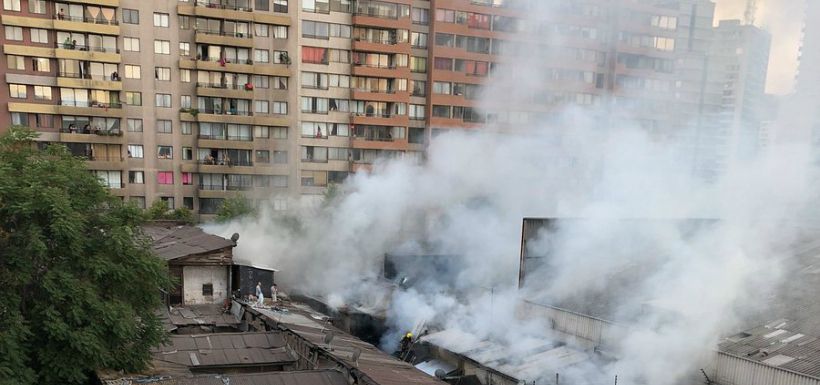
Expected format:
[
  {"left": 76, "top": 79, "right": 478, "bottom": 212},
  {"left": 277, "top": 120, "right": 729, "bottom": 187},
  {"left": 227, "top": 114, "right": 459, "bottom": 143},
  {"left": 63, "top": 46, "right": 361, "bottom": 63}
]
[
  {"left": 196, "top": 82, "right": 253, "bottom": 98},
  {"left": 57, "top": 72, "right": 122, "bottom": 90},
  {"left": 53, "top": 15, "right": 119, "bottom": 35},
  {"left": 199, "top": 184, "right": 253, "bottom": 191},
  {"left": 195, "top": 29, "right": 253, "bottom": 48},
  {"left": 58, "top": 100, "right": 123, "bottom": 117},
  {"left": 59, "top": 129, "right": 123, "bottom": 144},
  {"left": 54, "top": 42, "right": 120, "bottom": 63},
  {"left": 352, "top": 38, "right": 411, "bottom": 55}
]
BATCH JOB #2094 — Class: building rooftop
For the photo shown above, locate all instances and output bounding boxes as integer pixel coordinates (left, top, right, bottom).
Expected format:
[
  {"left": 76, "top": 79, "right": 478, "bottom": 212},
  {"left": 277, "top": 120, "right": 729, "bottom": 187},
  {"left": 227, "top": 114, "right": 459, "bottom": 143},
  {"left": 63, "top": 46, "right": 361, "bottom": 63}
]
[
  {"left": 421, "top": 329, "right": 591, "bottom": 382},
  {"left": 251, "top": 302, "right": 446, "bottom": 385},
  {"left": 164, "top": 304, "right": 241, "bottom": 331},
  {"left": 143, "top": 224, "right": 235, "bottom": 262},
  {"left": 719, "top": 319, "right": 820, "bottom": 379},
  {"left": 101, "top": 370, "right": 348, "bottom": 385}
]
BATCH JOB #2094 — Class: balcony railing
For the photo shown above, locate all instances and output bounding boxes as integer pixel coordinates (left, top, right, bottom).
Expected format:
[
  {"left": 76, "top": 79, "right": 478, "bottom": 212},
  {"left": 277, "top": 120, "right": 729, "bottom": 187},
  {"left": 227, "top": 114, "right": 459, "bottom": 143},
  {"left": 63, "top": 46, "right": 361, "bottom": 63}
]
[
  {"left": 353, "top": 37, "right": 400, "bottom": 45},
  {"left": 196, "top": 55, "right": 254, "bottom": 65},
  {"left": 55, "top": 42, "right": 119, "bottom": 54},
  {"left": 73, "top": 154, "right": 124, "bottom": 162},
  {"left": 196, "top": 29, "right": 252, "bottom": 38},
  {"left": 58, "top": 72, "right": 121, "bottom": 81},
  {"left": 59, "top": 100, "right": 123, "bottom": 108},
  {"left": 353, "top": 8, "right": 400, "bottom": 19},
  {"left": 60, "top": 128, "right": 123, "bottom": 136},
  {"left": 352, "top": 112, "right": 399, "bottom": 118},
  {"left": 199, "top": 184, "right": 253, "bottom": 191},
  {"left": 196, "top": 2, "right": 253, "bottom": 12},
  {"left": 197, "top": 108, "right": 252, "bottom": 116},
  {"left": 196, "top": 82, "right": 252, "bottom": 90},
  {"left": 198, "top": 159, "right": 253, "bottom": 167},
  {"left": 352, "top": 62, "right": 398, "bottom": 69},
  {"left": 198, "top": 134, "right": 253, "bottom": 141},
  {"left": 55, "top": 14, "right": 119, "bottom": 25},
  {"left": 353, "top": 134, "right": 395, "bottom": 142},
  {"left": 354, "top": 87, "right": 398, "bottom": 94}
]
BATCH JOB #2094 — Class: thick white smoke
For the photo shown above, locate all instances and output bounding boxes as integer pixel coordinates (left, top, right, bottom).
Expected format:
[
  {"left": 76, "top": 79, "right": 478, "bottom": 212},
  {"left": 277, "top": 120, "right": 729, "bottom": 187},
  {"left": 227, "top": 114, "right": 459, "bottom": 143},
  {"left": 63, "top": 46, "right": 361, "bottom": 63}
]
[{"left": 206, "top": 2, "right": 817, "bottom": 384}]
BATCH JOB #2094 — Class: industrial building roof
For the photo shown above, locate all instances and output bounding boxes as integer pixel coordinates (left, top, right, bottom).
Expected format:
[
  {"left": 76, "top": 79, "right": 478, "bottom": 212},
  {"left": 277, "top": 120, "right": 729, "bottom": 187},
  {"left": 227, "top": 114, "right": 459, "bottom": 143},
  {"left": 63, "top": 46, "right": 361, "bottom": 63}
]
[
  {"left": 101, "top": 370, "right": 348, "bottom": 385},
  {"left": 719, "top": 319, "right": 820, "bottom": 379},
  {"left": 143, "top": 224, "right": 235, "bottom": 261},
  {"left": 421, "top": 329, "right": 591, "bottom": 382},
  {"left": 253, "top": 304, "right": 447, "bottom": 385},
  {"left": 150, "top": 332, "right": 295, "bottom": 369}
]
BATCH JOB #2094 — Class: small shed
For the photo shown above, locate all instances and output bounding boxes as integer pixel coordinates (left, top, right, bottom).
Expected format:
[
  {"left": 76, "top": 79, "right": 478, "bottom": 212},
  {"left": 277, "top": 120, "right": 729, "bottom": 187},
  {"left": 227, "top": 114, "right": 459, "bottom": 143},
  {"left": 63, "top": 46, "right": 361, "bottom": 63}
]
[
  {"left": 144, "top": 224, "right": 237, "bottom": 305},
  {"left": 231, "top": 263, "right": 278, "bottom": 300}
]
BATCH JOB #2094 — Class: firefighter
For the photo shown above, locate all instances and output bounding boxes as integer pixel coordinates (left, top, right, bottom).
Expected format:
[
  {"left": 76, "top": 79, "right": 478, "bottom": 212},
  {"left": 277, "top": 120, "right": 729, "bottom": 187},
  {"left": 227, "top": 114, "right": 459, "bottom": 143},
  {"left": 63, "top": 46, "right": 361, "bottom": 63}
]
[{"left": 399, "top": 332, "right": 413, "bottom": 354}]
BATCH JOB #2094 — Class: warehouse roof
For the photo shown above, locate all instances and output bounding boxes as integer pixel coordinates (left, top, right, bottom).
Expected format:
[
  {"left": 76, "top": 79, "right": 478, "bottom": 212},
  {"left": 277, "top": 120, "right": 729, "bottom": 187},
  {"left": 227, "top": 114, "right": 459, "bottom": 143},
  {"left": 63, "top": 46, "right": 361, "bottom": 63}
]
[
  {"left": 101, "top": 370, "right": 348, "bottom": 385},
  {"left": 719, "top": 319, "right": 820, "bottom": 379}
]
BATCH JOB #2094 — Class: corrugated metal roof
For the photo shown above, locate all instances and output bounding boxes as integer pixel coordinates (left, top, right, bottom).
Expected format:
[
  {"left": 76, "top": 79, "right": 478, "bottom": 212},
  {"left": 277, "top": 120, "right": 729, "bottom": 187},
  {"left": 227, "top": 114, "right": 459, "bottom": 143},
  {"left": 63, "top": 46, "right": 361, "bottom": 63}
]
[
  {"left": 144, "top": 224, "right": 235, "bottom": 261},
  {"left": 153, "top": 332, "right": 295, "bottom": 368},
  {"left": 720, "top": 320, "right": 820, "bottom": 379},
  {"left": 101, "top": 370, "right": 348, "bottom": 385}
]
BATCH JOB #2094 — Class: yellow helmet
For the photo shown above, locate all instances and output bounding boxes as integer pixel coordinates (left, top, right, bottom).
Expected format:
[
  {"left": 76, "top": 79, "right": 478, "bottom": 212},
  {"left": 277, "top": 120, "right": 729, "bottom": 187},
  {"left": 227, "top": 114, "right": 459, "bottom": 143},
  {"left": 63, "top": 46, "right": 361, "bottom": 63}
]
[{"left": 406, "top": 332, "right": 413, "bottom": 338}]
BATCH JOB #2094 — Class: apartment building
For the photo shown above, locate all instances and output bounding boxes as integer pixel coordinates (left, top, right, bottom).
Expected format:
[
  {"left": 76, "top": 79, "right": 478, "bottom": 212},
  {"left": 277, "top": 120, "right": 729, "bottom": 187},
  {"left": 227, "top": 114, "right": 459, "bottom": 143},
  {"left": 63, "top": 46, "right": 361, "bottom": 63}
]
[{"left": 0, "top": 0, "right": 728, "bottom": 217}]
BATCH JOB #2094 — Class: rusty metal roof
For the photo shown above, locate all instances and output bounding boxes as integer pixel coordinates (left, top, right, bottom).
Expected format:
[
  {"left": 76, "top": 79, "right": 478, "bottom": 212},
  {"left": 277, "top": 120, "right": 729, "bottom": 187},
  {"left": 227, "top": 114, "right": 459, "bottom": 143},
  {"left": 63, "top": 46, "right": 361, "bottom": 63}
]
[
  {"left": 101, "top": 370, "right": 349, "bottom": 385},
  {"left": 151, "top": 332, "right": 295, "bottom": 369},
  {"left": 144, "top": 224, "right": 235, "bottom": 261}
]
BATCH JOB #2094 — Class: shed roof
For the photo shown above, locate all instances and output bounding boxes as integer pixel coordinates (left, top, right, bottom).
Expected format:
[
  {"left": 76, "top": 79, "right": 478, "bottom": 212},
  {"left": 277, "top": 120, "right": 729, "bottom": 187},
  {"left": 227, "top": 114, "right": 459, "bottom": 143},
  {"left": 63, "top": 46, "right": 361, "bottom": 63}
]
[
  {"left": 144, "top": 224, "right": 235, "bottom": 261},
  {"left": 151, "top": 332, "right": 295, "bottom": 369},
  {"left": 101, "top": 370, "right": 348, "bottom": 385},
  {"left": 719, "top": 320, "right": 820, "bottom": 379}
]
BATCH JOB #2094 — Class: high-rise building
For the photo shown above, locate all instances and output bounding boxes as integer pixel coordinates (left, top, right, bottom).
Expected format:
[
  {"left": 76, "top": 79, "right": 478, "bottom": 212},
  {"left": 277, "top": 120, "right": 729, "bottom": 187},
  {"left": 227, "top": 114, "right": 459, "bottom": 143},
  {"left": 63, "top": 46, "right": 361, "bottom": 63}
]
[
  {"left": 706, "top": 19, "right": 771, "bottom": 166},
  {"left": 0, "top": 0, "right": 729, "bottom": 218}
]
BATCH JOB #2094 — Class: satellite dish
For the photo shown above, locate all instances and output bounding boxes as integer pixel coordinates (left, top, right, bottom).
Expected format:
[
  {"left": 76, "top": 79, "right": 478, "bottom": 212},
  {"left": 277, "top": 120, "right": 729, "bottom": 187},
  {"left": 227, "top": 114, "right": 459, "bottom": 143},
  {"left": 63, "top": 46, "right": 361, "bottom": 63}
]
[
  {"left": 231, "top": 233, "right": 240, "bottom": 242},
  {"left": 435, "top": 369, "right": 447, "bottom": 379}
]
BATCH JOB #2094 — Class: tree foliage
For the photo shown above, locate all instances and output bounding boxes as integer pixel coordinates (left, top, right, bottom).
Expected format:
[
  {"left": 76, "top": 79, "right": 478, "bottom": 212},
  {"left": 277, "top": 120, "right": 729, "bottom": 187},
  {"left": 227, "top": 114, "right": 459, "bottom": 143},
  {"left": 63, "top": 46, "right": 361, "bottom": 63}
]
[
  {"left": 215, "top": 196, "right": 255, "bottom": 223},
  {"left": 145, "top": 199, "right": 194, "bottom": 224},
  {"left": 0, "top": 127, "right": 172, "bottom": 384}
]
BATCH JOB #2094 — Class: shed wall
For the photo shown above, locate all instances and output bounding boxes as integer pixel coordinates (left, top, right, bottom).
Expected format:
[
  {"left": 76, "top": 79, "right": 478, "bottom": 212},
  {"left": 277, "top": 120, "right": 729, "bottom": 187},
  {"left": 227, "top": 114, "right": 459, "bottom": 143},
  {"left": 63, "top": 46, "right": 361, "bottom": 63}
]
[{"left": 183, "top": 265, "right": 228, "bottom": 305}]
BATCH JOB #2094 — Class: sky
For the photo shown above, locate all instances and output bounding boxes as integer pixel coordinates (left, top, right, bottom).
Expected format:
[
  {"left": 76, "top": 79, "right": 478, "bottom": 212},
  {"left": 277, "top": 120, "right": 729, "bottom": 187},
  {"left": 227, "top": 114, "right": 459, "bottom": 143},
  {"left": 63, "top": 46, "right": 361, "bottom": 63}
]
[{"left": 713, "top": 0, "right": 805, "bottom": 95}]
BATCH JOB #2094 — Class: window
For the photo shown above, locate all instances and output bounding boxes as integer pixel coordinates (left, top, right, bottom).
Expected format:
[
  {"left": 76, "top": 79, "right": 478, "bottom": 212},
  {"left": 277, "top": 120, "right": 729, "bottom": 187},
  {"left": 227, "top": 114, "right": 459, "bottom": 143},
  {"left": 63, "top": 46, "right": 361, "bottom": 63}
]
[
  {"left": 10, "top": 112, "right": 27, "bottom": 126},
  {"left": 30, "top": 29, "right": 48, "bottom": 44},
  {"left": 182, "top": 147, "right": 192, "bottom": 160},
  {"left": 154, "top": 40, "right": 170, "bottom": 54},
  {"left": 255, "top": 0, "right": 269, "bottom": 11},
  {"left": 157, "top": 171, "right": 174, "bottom": 185},
  {"left": 127, "top": 144, "right": 144, "bottom": 158},
  {"left": 28, "top": 0, "right": 45, "bottom": 13},
  {"left": 183, "top": 197, "right": 194, "bottom": 210},
  {"left": 127, "top": 118, "right": 143, "bottom": 132},
  {"left": 255, "top": 24, "right": 269, "bottom": 37},
  {"left": 256, "top": 150, "right": 270, "bottom": 163},
  {"left": 93, "top": 171, "right": 122, "bottom": 189},
  {"left": 155, "top": 93, "right": 171, "bottom": 108},
  {"left": 122, "top": 9, "right": 139, "bottom": 24},
  {"left": 129, "top": 196, "right": 146, "bottom": 208},
  {"left": 254, "top": 49, "right": 270, "bottom": 63},
  {"left": 273, "top": 25, "right": 288, "bottom": 39},
  {"left": 158, "top": 146, "right": 173, "bottom": 159},
  {"left": 181, "top": 95, "right": 191, "bottom": 109},
  {"left": 432, "top": 105, "right": 451, "bottom": 118},
  {"left": 160, "top": 197, "right": 175, "bottom": 209},
  {"left": 254, "top": 100, "right": 269, "bottom": 114},
  {"left": 182, "top": 172, "right": 192, "bottom": 185},
  {"left": 7, "top": 55, "right": 24, "bottom": 70},
  {"left": 254, "top": 126, "right": 269, "bottom": 138},
  {"left": 156, "top": 120, "right": 172, "bottom": 133},
  {"left": 411, "top": 32, "right": 427, "bottom": 48},
  {"left": 5, "top": 26, "right": 22, "bottom": 41},
  {"left": 124, "top": 65, "right": 140, "bottom": 79},
  {"left": 272, "top": 102, "right": 287, "bottom": 115},
  {"left": 180, "top": 69, "right": 191, "bottom": 82},
  {"left": 273, "top": 0, "right": 288, "bottom": 13},
  {"left": 179, "top": 15, "right": 190, "bottom": 29},
  {"left": 3, "top": 0, "right": 20, "bottom": 11},
  {"left": 202, "top": 283, "right": 213, "bottom": 296},
  {"left": 155, "top": 67, "right": 170, "bottom": 81},
  {"left": 409, "top": 104, "right": 425, "bottom": 120},
  {"left": 128, "top": 171, "right": 144, "bottom": 184},
  {"left": 179, "top": 42, "right": 190, "bottom": 56},
  {"left": 411, "top": 56, "right": 427, "bottom": 73},
  {"left": 153, "top": 13, "right": 169, "bottom": 27},
  {"left": 9, "top": 84, "right": 26, "bottom": 99},
  {"left": 272, "top": 126, "right": 287, "bottom": 139},
  {"left": 32, "top": 58, "right": 49, "bottom": 72},
  {"left": 123, "top": 37, "right": 140, "bottom": 52},
  {"left": 181, "top": 122, "right": 192, "bottom": 135},
  {"left": 412, "top": 8, "right": 429, "bottom": 25},
  {"left": 33, "top": 86, "right": 51, "bottom": 100},
  {"left": 253, "top": 75, "right": 270, "bottom": 89},
  {"left": 273, "top": 151, "right": 287, "bottom": 164}
]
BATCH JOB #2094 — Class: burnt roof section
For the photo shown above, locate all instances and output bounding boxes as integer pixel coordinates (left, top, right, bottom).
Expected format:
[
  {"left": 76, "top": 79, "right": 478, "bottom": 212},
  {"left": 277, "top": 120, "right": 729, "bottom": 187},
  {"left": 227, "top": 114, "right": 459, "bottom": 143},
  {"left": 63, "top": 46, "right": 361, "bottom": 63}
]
[
  {"left": 719, "top": 319, "right": 820, "bottom": 379},
  {"left": 144, "top": 224, "right": 235, "bottom": 261},
  {"left": 164, "top": 304, "right": 241, "bottom": 329},
  {"left": 250, "top": 304, "right": 446, "bottom": 385},
  {"left": 101, "top": 370, "right": 348, "bottom": 385},
  {"left": 150, "top": 332, "right": 295, "bottom": 369}
]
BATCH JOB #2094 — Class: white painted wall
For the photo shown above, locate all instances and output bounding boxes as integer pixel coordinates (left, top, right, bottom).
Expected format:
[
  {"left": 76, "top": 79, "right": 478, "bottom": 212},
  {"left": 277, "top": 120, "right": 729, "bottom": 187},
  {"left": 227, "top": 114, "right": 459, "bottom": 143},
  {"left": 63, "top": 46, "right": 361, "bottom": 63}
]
[{"left": 183, "top": 265, "right": 228, "bottom": 305}]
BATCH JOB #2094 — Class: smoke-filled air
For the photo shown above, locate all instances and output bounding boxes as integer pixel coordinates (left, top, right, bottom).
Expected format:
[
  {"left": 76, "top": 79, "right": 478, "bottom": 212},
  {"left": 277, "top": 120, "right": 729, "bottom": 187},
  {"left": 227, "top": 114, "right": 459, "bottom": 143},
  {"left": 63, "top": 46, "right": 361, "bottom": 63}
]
[{"left": 207, "top": 2, "right": 817, "bottom": 384}]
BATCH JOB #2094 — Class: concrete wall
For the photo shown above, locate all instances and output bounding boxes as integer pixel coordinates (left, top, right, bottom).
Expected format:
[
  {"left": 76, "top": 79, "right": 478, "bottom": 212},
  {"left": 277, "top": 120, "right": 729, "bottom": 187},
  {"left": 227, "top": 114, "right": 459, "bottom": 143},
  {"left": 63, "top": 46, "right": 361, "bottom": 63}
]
[{"left": 183, "top": 265, "right": 228, "bottom": 305}]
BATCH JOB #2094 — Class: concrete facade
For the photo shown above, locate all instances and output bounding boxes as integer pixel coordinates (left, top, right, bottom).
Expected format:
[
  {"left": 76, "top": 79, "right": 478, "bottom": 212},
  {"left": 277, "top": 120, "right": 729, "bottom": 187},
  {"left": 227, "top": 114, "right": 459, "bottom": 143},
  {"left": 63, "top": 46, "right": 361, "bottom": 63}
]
[{"left": 182, "top": 265, "right": 229, "bottom": 305}]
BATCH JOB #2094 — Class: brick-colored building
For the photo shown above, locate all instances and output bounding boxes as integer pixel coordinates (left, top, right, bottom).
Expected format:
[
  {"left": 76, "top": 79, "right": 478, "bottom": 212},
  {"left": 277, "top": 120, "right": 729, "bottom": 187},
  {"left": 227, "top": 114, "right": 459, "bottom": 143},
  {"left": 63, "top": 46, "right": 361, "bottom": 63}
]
[{"left": 1, "top": 0, "right": 726, "bottom": 217}]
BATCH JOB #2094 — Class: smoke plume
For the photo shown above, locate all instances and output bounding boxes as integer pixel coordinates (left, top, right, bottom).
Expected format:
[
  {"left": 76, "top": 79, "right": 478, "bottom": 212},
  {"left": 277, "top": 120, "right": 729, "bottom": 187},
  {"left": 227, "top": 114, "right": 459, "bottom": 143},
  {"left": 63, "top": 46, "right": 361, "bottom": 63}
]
[{"left": 206, "top": 2, "right": 818, "bottom": 384}]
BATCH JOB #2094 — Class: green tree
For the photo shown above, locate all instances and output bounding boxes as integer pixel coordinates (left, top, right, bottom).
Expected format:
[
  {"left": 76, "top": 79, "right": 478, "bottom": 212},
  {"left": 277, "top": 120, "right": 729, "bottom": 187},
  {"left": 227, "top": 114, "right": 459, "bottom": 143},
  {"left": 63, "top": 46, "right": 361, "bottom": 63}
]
[
  {"left": 0, "top": 127, "right": 172, "bottom": 384},
  {"left": 145, "top": 199, "right": 194, "bottom": 224},
  {"left": 215, "top": 196, "right": 254, "bottom": 223}
]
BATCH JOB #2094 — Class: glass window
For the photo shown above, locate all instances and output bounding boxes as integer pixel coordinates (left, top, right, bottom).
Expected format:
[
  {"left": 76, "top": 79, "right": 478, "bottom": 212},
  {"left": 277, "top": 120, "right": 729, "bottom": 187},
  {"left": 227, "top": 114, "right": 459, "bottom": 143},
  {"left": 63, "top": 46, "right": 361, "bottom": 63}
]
[
  {"left": 127, "top": 144, "right": 144, "bottom": 158},
  {"left": 122, "top": 9, "right": 139, "bottom": 24},
  {"left": 155, "top": 67, "right": 170, "bottom": 81},
  {"left": 272, "top": 102, "right": 287, "bottom": 115},
  {"left": 254, "top": 49, "right": 270, "bottom": 63},
  {"left": 124, "top": 64, "right": 140, "bottom": 79},
  {"left": 153, "top": 40, "right": 170, "bottom": 54},
  {"left": 123, "top": 37, "right": 140, "bottom": 52},
  {"left": 128, "top": 172, "right": 144, "bottom": 184},
  {"left": 7, "top": 55, "right": 24, "bottom": 70},
  {"left": 179, "top": 15, "right": 190, "bottom": 29},
  {"left": 9, "top": 84, "right": 26, "bottom": 99},
  {"left": 28, "top": 0, "right": 46, "bottom": 13},
  {"left": 157, "top": 171, "right": 174, "bottom": 185},
  {"left": 181, "top": 122, "right": 192, "bottom": 135},
  {"left": 32, "top": 58, "right": 49, "bottom": 72},
  {"left": 180, "top": 69, "right": 191, "bottom": 82},
  {"left": 155, "top": 93, "right": 171, "bottom": 107},
  {"left": 157, "top": 146, "right": 173, "bottom": 159},
  {"left": 179, "top": 42, "right": 190, "bottom": 56},
  {"left": 181, "top": 95, "right": 191, "bottom": 109},
  {"left": 153, "top": 13, "right": 169, "bottom": 27},
  {"left": 30, "top": 28, "right": 48, "bottom": 44},
  {"left": 156, "top": 120, "right": 172, "bottom": 133},
  {"left": 4, "top": 26, "right": 22, "bottom": 41},
  {"left": 3, "top": 0, "right": 21, "bottom": 11},
  {"left": 33, "top": 86, "right": 51, "bottom": 100},
  {"left": 255, "top": 150, "right": 270, "bottom": 163},
  {"left": 254, "top": 100, "right": 269, "bottom": 114},
  {"left": 127, "top": 118, "right": 143, "bottom": 132},
  {"left": 124, "top": 92, "right": 142, "bottom": 105}
]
